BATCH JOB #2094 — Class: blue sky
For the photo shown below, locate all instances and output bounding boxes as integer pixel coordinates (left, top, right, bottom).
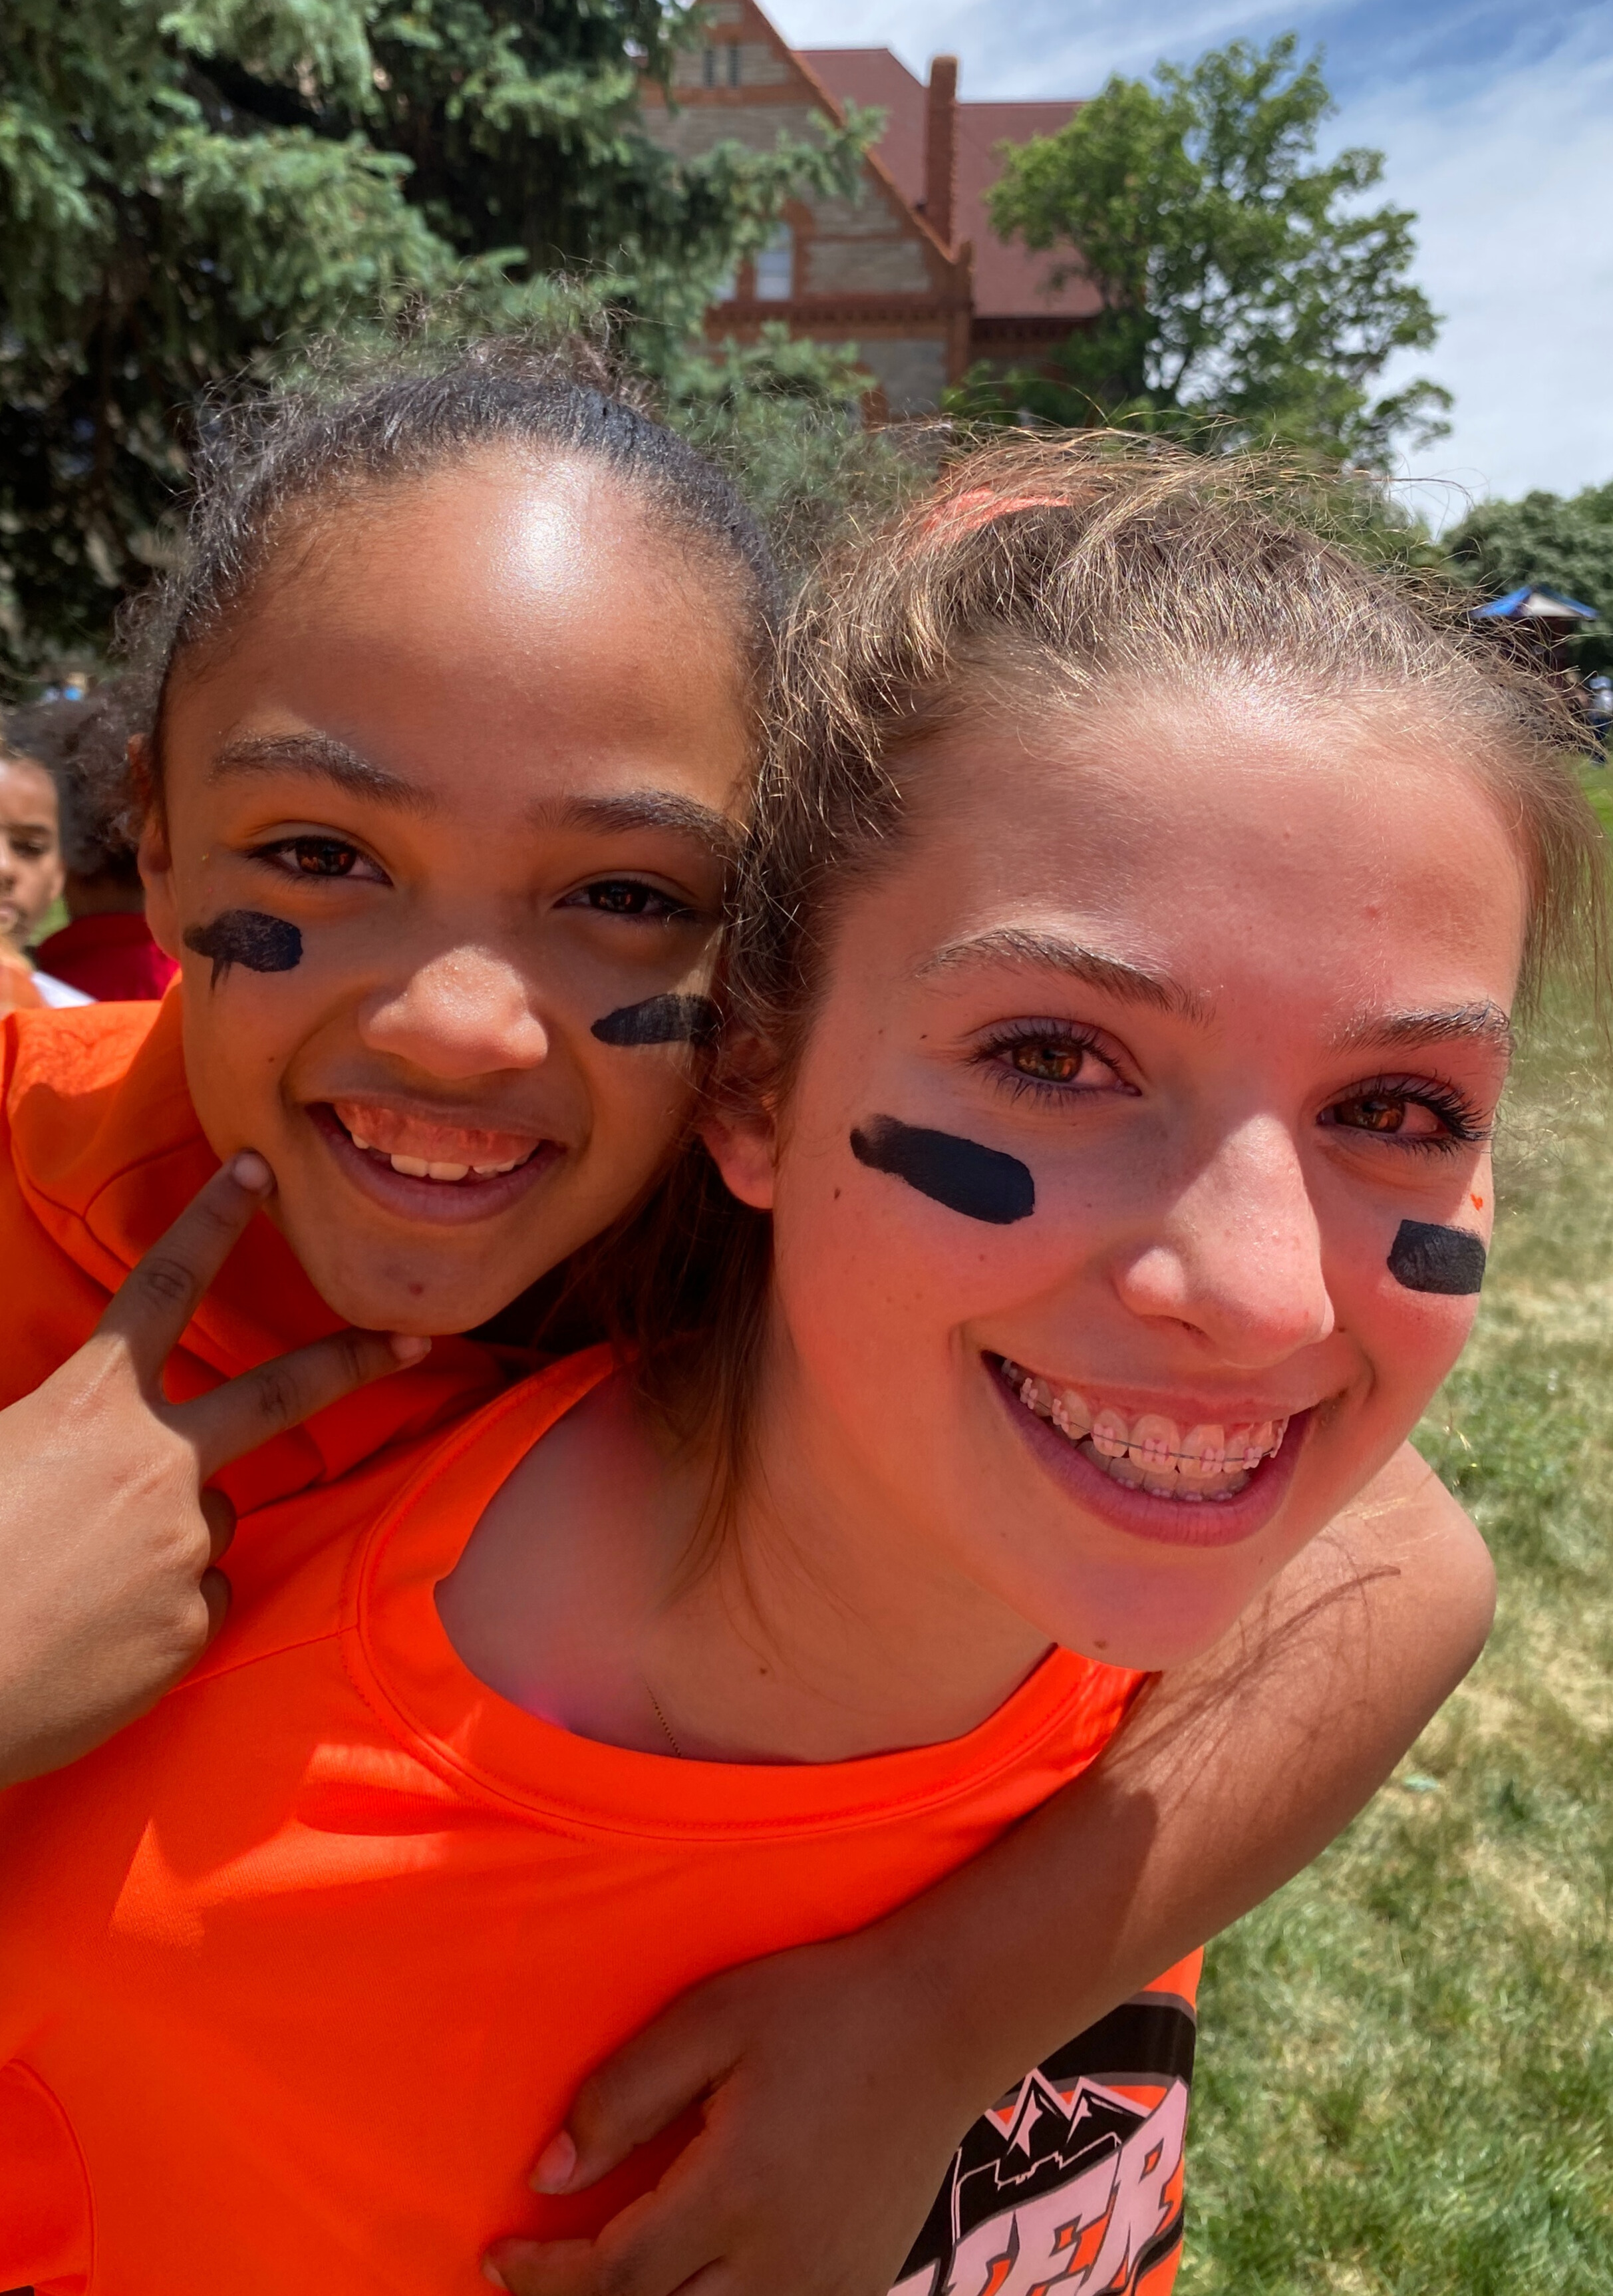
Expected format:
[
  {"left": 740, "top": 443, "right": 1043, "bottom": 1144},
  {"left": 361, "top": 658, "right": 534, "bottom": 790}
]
[{"left": 770, "top": 0, "right": 1613, "bottom": 519}]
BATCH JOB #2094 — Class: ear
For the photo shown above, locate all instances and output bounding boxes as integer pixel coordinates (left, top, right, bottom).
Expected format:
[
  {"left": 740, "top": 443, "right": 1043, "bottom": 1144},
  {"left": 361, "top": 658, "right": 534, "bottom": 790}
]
[
  {"left": 701, "top": 1101, "right": 778, "bottom": 1213},
  {"left": 134, "top": 740, "right": 182, "bottom": 961}
]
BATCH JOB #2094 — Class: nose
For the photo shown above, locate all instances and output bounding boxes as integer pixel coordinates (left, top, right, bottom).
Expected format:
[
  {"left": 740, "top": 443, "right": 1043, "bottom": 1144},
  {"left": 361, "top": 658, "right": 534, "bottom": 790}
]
[
  {"left": 1111, "top": 1115, "right": 1336, "bottom": 1365},
  {"left": 358, "top": 946, "right": 551, "bottom": 1080}
]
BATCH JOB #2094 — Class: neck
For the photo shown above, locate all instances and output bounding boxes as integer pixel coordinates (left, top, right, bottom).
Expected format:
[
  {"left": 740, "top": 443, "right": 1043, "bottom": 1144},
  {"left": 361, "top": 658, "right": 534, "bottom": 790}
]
[
  {"left": 642, "top": 1326, "right": 1054, "bottom": 1762},
  {"left": 440, "top": 1343, "right": 1055, "bottom": 1767}
]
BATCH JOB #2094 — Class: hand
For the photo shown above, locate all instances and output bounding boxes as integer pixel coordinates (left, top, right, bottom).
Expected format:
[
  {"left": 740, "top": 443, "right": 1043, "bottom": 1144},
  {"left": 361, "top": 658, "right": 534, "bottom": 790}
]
[
  {"left": 486, "top": 1931, "right": 972, "bottom": 2296},
  {"left": 0, "top": 1151, "right": 428, "bottom": 1786}
]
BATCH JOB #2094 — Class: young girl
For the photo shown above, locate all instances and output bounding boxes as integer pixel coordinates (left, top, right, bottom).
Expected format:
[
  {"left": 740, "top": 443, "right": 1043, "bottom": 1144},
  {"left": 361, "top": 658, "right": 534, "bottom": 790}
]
[{"left": 0, "top": 438, "right": 1563, "bottom": 2293}]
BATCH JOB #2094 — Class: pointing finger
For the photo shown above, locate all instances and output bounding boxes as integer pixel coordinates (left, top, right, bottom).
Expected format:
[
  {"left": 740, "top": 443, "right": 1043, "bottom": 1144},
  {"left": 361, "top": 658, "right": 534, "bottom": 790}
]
[
  {"left": 176, "top": 1326, "right": 430, "bottom": 1482},
  {"left": 199, "top": 1486, "right": 237, "bottom": 1564},
  {"left": 199, "top": 1566, "right": 231, "bottom": 1644},
  {"left": 94, "top": 1154, "right": 277, "bottom": 1388}
]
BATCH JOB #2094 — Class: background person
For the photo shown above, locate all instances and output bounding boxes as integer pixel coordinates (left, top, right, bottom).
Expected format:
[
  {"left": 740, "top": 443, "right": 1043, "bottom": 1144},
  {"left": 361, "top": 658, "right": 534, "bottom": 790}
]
[
  {"left": 11, "top": 695, "right": 180, "bottom": 1002},
  {"left": 0, "top": 721, "right": 90, "bottom": 1008}
]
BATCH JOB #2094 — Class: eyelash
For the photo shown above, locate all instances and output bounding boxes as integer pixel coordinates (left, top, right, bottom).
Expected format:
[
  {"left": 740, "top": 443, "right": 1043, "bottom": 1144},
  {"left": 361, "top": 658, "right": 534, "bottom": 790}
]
[
  {"left": 970, "top": 1027, "right": 1491, "bottom": 1158},
  {"left": 971, "top": 1020, "right": 1129, "bottom": 1107},
  {"left": 557, "top": 879, "right": 700, "bottom": 923},
  {"left": 1322, "top": 1073, "right": 1492, "bottom": 1154}
]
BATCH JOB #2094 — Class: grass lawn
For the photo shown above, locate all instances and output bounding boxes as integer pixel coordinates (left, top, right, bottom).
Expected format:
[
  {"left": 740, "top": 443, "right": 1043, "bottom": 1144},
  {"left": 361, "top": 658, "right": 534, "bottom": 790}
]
[{"left": 1177, "top": 774, "right": 1613, "bottom": 2295}]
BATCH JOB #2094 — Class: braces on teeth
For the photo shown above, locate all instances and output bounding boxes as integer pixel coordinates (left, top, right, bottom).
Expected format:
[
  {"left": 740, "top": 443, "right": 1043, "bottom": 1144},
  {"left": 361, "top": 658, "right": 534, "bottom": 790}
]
[{"left": 998, "top": 1359, "right": 1288, "bottom": 1502}]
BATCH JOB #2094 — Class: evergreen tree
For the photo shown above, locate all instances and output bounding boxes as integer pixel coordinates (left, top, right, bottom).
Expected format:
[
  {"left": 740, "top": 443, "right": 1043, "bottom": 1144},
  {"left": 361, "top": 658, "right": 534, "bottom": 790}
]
[
  {"left": 0, "top": 0, "right": 864, "bottom": 679},
  {"left": 951, "top": 36, "right": 1449, "bottom": 470}
]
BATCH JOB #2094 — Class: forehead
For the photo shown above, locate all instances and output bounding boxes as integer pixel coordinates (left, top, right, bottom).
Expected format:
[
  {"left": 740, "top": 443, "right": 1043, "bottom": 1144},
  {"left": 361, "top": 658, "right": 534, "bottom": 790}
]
[
  {"left": 862, "top": 682, "right": 1529, "bottom": 1013},
  {"left": 0, "top": 756, "right": 57, "bottom": 817},
  {"left": 163, "top": 454, "right": 754, "bottom": 823}
]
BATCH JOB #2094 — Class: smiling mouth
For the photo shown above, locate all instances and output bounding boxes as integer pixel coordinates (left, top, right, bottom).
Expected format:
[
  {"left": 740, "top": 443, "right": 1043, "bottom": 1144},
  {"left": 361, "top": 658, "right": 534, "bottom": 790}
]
[
  {"left": 996, "top": 1357, "right": 1289, "bottom": 1503},
  {"left": 328, "top": 1098, "right": 547, "bottom": 1184}
]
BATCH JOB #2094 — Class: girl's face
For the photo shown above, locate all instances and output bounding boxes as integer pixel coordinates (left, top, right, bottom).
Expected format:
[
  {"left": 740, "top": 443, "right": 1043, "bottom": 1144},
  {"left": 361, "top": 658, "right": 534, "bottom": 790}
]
[
  {"left": 718, "top": 683, "right": 1527, "bottom": 1671},
  {"left": 0, "top": 755, "right": 65, "bottom": 951},
  {"left": 143, "top": 454, "right": 752, "bottom": 1335}
]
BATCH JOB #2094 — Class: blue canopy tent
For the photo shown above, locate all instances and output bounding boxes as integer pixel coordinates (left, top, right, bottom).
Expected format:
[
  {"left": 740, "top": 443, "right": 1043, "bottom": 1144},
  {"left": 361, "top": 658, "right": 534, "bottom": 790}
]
[
  {"left": 1471, "top": 583, "right": 1600, "bottom": 625},
  {"left": 1471, "top": 583, "right": 1600, "bottom": 679}
]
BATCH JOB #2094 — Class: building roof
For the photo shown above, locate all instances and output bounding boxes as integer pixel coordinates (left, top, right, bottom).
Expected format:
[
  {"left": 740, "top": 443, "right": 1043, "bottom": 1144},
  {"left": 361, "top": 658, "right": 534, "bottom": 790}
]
[
  {"left": 800, "top": 49, "right": 1098, "bottom": 321},
  {"left": 1472, "top": 583, "right": 1600, "bottom": 622}
]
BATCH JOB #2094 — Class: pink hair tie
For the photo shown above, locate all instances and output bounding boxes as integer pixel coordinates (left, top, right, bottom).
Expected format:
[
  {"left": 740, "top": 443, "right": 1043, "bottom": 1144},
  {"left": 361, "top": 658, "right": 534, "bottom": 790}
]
[{"left": 917, "top": 488, "right": 1066, "bottom": 540}]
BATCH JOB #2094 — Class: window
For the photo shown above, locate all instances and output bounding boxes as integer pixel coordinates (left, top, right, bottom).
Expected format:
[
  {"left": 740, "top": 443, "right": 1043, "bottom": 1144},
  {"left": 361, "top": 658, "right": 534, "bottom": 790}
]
[
  {"left": 711, "top": 261, "right": 738, "bottom": 302},
  {"left": 754, "top": 223, "right": 794, "bottom": 301},
  {"left": 703, "top": 44, "right": 742, "bottom": 86}
]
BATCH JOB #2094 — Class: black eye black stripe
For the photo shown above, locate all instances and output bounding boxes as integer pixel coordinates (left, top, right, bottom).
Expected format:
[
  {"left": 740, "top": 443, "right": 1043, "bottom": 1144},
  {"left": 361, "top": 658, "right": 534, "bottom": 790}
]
[
  {"left": 591, "top": 994, "right": 720, "bottom": 1047},
  {"left": 183, "top": 911, "right": 302, "bottom": 986},
  {"left": 851, "top": 1116, "right": 1035, "bottom": 1226},
  {"left": 1387, "top": 1219, "right": 1486, "bottom": 1295}
]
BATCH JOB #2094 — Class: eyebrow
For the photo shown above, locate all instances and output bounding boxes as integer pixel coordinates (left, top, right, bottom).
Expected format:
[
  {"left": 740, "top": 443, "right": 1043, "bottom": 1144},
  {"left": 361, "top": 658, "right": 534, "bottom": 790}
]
[
  {"left": 209, "top": 732, "right": 437, "bottom": 816},
  {"left": 538, "top": 790, "right": 742, "bottom": 870},
  {"left": 1333, "top": 1001, "right": 1515, "bottom": 1059},
  {"left": 917, "top": 925, "right": 1210, "bottom": 1020}
]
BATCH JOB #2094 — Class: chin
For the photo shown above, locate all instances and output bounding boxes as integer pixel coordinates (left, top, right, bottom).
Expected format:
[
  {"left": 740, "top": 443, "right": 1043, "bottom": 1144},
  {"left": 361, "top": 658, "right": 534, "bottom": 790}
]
[
  {"left": 291, "top": 1239, "right": 508, "bottom": 1339},
  {"left": 1072, "top": 1585, "right": 1266, "bottom": 1674}
]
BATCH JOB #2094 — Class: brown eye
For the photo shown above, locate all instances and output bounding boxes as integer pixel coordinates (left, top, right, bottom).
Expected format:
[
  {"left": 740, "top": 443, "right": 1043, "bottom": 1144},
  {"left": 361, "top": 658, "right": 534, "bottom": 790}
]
[
  {"left": 1332, "top": 1094, "right": 1406, "bottom": 1133},
  {"left": 292, "top": 840, "right": 361, "bottom": 876},
  {"left": 1011, "top": 1041, "right": 1085, "bottom": 1084},
  {"left": 560, "top": 879, "right": 696, "bottom": 921}
]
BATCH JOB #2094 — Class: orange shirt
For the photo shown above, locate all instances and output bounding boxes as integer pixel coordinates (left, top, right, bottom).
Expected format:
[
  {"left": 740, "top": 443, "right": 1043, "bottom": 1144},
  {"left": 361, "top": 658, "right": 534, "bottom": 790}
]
[{"left": 0, "top": 1350, "right": 1199, "bottom": 2296}]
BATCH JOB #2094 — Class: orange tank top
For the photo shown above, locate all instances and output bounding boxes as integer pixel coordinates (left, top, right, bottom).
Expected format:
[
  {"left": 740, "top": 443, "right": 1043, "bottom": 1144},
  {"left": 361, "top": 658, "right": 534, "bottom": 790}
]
[{"left": 0, "top": 1348, "right": 1199, "bottom": 2296}]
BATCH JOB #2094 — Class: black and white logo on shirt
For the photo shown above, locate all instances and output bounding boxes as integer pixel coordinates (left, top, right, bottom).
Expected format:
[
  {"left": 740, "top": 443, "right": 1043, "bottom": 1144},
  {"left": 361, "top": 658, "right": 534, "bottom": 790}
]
[{"left": 889, "top": 1994, "right": 1195, "bottom": 2296}]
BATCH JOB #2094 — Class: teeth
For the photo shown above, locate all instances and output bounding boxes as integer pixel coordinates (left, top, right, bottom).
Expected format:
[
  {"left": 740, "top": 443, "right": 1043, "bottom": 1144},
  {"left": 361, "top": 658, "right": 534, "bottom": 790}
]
[
  {"left": 1052, "top": 1389, "right": 1093, "bottom": 1440},
  {"left": 351, "top": 1134, "right": 372, "bottom": 1152},
  {"left": 1179, "top": 1425, "right": 1226, "bottom": 1478},
  {"left": 426, "top": 1162, "right": 470, "bottom": 1182},
  {"left": 1128, "top": 1414, "right": 1177, "bottom": 1475},
  {"left": 1091, "top": 1408, "right": 1131, "bottom": 1460},
  {"left": 998, "top": 1358, "right": 1289, "bottom": 1502},
  {"left": 389, "top": 1154, "right": 430, "bottom": 1178},
  {"left": 473, "top": 1160, "right": 519, "bottom": 1176}
]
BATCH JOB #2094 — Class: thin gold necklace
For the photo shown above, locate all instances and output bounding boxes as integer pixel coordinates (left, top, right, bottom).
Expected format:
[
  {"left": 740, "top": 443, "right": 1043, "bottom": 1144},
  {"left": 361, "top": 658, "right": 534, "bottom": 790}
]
[{"left": 647, "top": 1685, "right": 684, "bottom": 1759}]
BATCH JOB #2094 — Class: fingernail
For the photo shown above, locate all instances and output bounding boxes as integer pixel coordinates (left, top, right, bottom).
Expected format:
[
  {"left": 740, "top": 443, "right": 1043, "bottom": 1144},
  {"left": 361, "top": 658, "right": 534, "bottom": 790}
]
[
  {"left": 231, "top": 1150, "right": 273, "bottom": 1194},
  {"left": 530, "top": 2128, "right": 577, "bottom": 2193},
  {"left": 389, "top": 1333, "right": 432, "bottom": 1363}
]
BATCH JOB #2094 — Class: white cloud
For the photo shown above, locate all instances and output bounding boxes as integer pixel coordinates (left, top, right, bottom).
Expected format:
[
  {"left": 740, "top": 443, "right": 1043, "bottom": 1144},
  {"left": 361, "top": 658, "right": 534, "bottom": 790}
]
[
  {"left": 768, "top": 0, "right": 1613, "bottom": 509},
  {"left": 1354, "top": 21, "right": 1613, "bottom": 515}
]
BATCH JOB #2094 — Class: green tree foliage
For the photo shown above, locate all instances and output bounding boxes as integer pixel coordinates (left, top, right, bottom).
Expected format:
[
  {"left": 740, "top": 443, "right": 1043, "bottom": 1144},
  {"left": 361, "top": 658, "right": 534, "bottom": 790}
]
[
  {"left": 0, "top": 0, "right": 866, "bottom": 677},
  {"left": 1448, "top": 485, "right": 1613, "bottom": 675},
  {"left": 951, "top": 35, "right": 1449, "bottom": 470}
]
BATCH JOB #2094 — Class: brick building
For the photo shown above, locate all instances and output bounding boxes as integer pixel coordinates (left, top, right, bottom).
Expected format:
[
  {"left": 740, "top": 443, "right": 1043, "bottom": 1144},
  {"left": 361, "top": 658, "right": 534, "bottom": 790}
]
[{"left": 639, "top": 0, "right": 1096, "bottom": 414}]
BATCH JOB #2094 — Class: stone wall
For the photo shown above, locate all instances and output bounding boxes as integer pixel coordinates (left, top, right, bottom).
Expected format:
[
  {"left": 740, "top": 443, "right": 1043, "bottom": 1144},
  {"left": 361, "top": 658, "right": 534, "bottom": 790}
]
[{"left": 839, "top": 335, "right": 949, "bottom": 415}]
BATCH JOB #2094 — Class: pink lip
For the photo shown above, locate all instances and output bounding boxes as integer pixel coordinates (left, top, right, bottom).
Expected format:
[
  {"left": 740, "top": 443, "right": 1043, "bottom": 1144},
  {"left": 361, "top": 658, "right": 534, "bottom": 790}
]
[
  {"left": 307, "top": 1102, "right": 565, "bottom": 1227},
  {"left": 987, "top": 1355, "right": 1312, "bottom": 1550}
]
